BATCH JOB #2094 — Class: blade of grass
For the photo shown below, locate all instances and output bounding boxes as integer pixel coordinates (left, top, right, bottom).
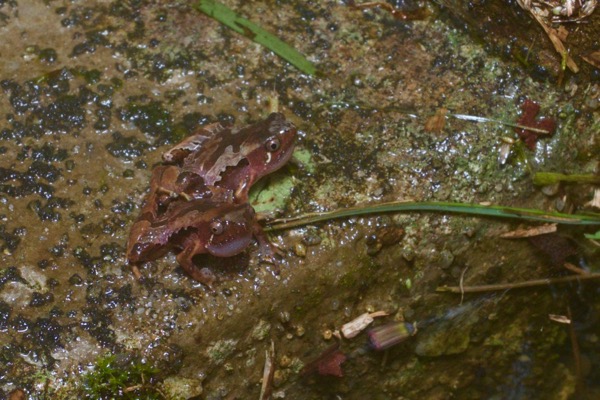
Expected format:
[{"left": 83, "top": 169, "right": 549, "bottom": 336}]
[
  {"left": 584, "top": 230, "right": 600, "bottom": 239},
  {"left": 194, "top": 0, "right": 316, "bottom": 75},
  {"left": 264, "top": 200, "right": 600, "bottom": 231}
]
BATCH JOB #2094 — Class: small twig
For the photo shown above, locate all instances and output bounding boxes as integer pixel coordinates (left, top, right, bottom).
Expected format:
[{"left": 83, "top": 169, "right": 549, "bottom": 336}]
[
  {"left": 123, "top": 384, "right": 143, "bottom": 393},
  {"left": 350, "top": 1, "right": 427, "bottom": 20},
  {"left": 459, "top": 265, "right": 469, "bottom": 305},
  {"left": 380, "top": 349, "right": 389, "bottom": 371},
  {"left": 437, "top": 272, "right": 600, "bottom": 293},
  {"left": 448, "top": 113, "right": 553, "bottom": 134},
  {"left": 563, "top": 262, "right": 588, "bottom": 275},
  {"left": 259, "top": 341, "right": 275, "bottom": 400},
  {"left": 528, "top": 9, "right": 579, "bottom": 72}
]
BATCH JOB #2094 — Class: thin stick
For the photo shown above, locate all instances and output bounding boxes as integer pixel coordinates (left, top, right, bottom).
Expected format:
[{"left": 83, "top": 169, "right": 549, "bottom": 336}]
[
  {"left": 459, "top": 265, "right": 469, "bottom": 305},
  {"left": 449, "top": 113, "right": 553, "bottom": 134},
  {"left": 436, "top": 272, "right": 600, "bottom": 293}
]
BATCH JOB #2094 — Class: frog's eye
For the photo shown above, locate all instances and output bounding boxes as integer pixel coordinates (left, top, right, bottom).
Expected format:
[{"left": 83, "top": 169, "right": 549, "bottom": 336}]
[
  {"left": 210, "top": 220, "right": 224, "bottom": 235},
  {"left": 265, "top": 138, "right": 280, "bottom": 152}
]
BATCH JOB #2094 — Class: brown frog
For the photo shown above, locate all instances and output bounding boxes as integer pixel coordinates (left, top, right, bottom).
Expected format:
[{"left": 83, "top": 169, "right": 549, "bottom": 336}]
[
  {"left": 136, "top": 113, "right": 296, "bottom": 224},
  {"left": 126, "top": 113, "right": 296, "bottom": 285},
  {"left": 127, "top": 200, "right": 262, "bottom": 286},
  {"left": 162, "top": 112, "right": 297, "bottom": 202}
]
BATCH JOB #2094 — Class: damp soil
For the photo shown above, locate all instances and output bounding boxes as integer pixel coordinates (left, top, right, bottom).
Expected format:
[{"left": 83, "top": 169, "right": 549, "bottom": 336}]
[{"left": 0, "top": 1, "right": 599, "bottom": 399}]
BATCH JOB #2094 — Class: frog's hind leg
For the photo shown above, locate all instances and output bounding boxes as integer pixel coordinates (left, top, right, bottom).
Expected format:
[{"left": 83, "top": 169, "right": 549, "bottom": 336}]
[{"left": 176, "top": 237, "right": 216, "bottom": 288}]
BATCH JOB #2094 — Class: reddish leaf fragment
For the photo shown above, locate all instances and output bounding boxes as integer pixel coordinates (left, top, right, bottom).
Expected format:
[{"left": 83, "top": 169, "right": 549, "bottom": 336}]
[
  {"left": 301, "top": 344, "right": 347, "bottom": 378},
  {"left": 515, "top": 99, "right": 556, "bottom": 150},
  {"left": 317, "top": 350, "right": 346, "bottom": 377}
]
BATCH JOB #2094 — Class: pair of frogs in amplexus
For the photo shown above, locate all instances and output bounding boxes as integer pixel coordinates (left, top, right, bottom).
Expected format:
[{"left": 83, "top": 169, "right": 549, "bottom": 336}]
[{"left": 126, "top": 113, "right": 297, "bottom": 287}]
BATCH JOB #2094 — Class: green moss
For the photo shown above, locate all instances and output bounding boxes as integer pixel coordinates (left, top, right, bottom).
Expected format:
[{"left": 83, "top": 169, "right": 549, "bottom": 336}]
[
  {"left": 249, "top": 172, "right": 295, "bottom": 214},
  {"left": 160, "top": 376, "right": 203, "bottom": 399},
  {"left": 206, "top": 339, "right": 238, "bottom": 366},
  {"left": 292, "top": 148, "right": 316, "bottom": 173},
  {"left": 250, "top": 319, "right": 271, "bottom": 341},
  {"left": 82, "top": 353, "right": 161, "bottom": 399}
]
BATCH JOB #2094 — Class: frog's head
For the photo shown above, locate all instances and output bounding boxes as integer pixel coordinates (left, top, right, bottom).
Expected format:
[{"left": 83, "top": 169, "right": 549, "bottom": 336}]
[
  {"left": 245, "top": 112, "right": 297, "bottom": 177},
  {"left": 205, "top": 203, "right": 255, "bottom": 257},
  {"left": 216, "top": 113, "right": 297, "bottom": 201}
]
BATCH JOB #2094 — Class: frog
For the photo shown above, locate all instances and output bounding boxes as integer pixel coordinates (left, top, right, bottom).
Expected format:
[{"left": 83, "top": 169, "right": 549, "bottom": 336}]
[
  {"left": 134, "top": 164, "right": 232, "bottom": 224},
  {"left": 127, "top": 112, "right": 296, "bottom": 285},
  {"left": 162, "top": 112, "right": 297, "bottom": 203},
  {"left": 127, "top": 199, "right": 259, "bottom": 287},
  {"left": 133, "top": 112, "right": 296, "bottom": 241}
]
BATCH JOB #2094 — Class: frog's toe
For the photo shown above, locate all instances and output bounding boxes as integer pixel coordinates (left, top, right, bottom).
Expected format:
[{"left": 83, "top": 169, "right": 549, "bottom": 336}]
[
  {"left": 184, "top": 266, "right": 216, "bottom": 288},
  {"left": 194, "top": 267, "right": 217, "bottom": 288}
]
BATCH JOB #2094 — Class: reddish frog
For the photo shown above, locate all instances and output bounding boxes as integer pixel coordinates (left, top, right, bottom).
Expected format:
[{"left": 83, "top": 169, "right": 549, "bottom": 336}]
[
  {"left": 163, "top": 112, "right": 296, "bottom": 202},
  {"left": 127, "top": 200, "right": 261, "bottom": 286},
  {"left": 127, "top": 113, "right": 296, "bottom": 285}
]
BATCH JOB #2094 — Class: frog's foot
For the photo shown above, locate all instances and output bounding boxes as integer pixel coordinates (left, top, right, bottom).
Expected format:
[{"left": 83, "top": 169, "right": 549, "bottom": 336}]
[
  {"left": 176, "top": 251, "right": 216, "bottom": 288},
  {"left": 256, "top": 239, "right": 286, "bottom": 278},
  {"left": 251, "top": 221, "right": 284, "bottom": 274}
]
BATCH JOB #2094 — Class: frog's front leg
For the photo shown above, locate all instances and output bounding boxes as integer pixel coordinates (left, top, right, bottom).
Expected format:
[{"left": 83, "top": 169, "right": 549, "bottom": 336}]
[
  {"left": 140, "top": 166, "right": 185, "bottom": 219},
  {"left": 176, "top": 234, "right": 217, "bottom": 287}
]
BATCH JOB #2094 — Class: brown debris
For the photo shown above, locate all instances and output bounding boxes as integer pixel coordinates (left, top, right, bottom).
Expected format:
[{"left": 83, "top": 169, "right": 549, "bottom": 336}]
[
  {"left": 301, "top": 344, "right": 347, "bottom": 378},
  {"left": 515, "top": 99, "right": 556, "bottom": 150},
  {"left": 349, "top": 1, "right": 429, "bottom": 20},
  {"left": 581, "top": 51, "right": 600, "bottom": 69},
  {"left": 259, "top": 341, "right": 276, "bottom": 400},
  {"left": 424, "top": 108, "right": 448, "bottom": 133}
]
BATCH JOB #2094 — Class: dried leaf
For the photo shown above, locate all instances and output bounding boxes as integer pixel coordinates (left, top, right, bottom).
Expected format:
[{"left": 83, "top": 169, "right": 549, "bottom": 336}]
[
  {"left": 530, "top": 12, "right": 579, "bottom": 73},
  {"left": 341, "top": 311, "right": 388, "bottom": 339},
  {"left": 317, "top": 350, "right": 346, "bottom": 377},
  {"left": 581, "top": 51, "right": 600, "bottom": 69},
  {"left": 424, "top": 108, "right": 448, "bottom": 133},
  {"left": 549, "top": 314, "right": 571, "bottom": 324}
]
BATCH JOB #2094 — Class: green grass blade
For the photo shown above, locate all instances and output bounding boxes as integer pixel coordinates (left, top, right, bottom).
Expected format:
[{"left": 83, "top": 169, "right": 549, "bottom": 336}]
[
  {"left": 194, "top": 0, "right": 316, "bottom": 75},
  {"left": 265, "top": 201, "right": 600, "bottom": 231},
  {"left": 585, "top": 230, "right": 600, "bottom": 239}
]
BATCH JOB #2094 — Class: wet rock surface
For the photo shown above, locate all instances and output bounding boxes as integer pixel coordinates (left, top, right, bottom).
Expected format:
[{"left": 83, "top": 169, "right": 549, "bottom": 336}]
[{"left": 0, "top": 0, "right": 599, "bottom": 398}]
